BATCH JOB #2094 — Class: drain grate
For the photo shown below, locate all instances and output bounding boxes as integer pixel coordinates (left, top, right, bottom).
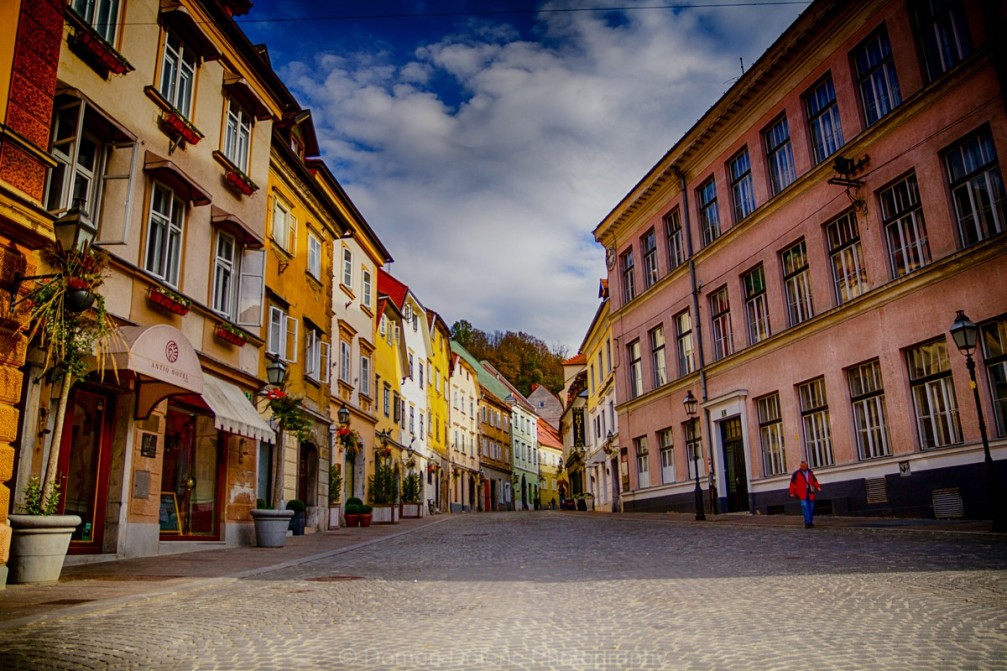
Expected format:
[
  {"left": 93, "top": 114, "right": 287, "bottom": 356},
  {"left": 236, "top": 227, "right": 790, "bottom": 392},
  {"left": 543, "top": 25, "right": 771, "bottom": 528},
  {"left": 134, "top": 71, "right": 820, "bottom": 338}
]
[
  {"left": 306, "top": 575, "right": 364, "bottom": 582},
  {"left": 42, "top": 599, "right": 94, "bottom": 605}
]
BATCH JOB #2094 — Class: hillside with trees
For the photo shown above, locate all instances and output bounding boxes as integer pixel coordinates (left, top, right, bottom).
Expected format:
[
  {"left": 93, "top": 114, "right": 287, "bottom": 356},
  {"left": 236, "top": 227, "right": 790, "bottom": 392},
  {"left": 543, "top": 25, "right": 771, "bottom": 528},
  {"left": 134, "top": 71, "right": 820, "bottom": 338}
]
[{"left": 451, "top": 320, "right": 567, "bottom": 397}]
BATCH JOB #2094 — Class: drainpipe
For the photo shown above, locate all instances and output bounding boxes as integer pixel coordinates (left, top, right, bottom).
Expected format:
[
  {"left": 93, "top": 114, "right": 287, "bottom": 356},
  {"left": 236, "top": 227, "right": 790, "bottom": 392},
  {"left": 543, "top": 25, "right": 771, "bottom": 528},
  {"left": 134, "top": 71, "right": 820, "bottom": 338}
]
[{"left": 672, "top": 165, "right": 716, "bottom": 514}]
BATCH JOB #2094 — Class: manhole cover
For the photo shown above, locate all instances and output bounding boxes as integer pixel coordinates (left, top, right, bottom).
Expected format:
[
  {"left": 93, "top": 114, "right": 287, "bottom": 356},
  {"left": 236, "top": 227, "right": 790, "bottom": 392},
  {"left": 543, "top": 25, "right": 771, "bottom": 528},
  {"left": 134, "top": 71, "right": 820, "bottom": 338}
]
[
  {"left": 306, "top": 575, "right": 364, "bottom": 582},
  {"left": 42, "top": 599, "right": 94, "bottom": 605}
]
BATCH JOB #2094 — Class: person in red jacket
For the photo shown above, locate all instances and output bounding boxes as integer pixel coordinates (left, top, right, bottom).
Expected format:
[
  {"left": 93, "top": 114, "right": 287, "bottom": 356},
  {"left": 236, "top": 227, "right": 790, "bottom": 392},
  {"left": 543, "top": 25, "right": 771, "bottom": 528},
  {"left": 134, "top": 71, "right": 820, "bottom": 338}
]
[{"left": 789, "top": 460, "right": 822, "bottom": 528}]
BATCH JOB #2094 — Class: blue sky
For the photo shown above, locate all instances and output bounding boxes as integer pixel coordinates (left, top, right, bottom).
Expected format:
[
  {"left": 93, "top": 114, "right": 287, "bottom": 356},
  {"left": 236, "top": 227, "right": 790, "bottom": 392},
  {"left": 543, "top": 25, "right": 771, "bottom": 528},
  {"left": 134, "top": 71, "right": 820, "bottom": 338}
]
[{"left": 239, "top": 1, "right": 807, "bottom": 353}]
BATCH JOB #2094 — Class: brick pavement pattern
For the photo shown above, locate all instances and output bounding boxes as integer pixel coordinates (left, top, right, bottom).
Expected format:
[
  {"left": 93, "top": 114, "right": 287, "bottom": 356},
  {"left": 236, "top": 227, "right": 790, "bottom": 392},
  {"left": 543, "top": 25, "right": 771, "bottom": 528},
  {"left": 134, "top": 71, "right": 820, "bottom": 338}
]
[{"left": 0, "top": 512, "right": 1005, "bottom": 670}]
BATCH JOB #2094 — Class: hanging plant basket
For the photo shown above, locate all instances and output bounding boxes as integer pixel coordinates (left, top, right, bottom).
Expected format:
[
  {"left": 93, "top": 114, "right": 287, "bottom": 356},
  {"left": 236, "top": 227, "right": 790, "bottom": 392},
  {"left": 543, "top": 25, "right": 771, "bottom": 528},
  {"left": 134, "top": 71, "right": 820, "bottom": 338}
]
[
  {"left": 147, "top": 285, "right": 191, "bottom": 315},
  {"left": 214, "top": 322, "right": 248, "bottom": 346}
]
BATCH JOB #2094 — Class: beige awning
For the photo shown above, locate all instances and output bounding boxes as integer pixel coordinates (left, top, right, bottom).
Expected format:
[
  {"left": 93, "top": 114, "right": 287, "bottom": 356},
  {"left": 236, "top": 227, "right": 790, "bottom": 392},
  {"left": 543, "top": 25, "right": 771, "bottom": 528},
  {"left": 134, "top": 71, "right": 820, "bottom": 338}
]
[
  {"left": 144, "top": 151, "right": 212, "bottom": 206},
  {"left": 201, "top": 375, "right": 274, "bottom": 444},
  {"left": 211, "top": 205, "right": 263, "bottom": 249},
  {"left": 104, "top": 324, "right": 203, "bottom": 419}
]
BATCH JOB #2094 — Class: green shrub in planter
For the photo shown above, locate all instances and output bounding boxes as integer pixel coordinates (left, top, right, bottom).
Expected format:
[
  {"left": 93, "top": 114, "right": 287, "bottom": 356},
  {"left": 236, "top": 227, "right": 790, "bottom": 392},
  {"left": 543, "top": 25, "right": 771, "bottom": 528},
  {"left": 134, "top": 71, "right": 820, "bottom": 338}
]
[{"left": 285, "top": 498, "right": 306, "bottom": 512}]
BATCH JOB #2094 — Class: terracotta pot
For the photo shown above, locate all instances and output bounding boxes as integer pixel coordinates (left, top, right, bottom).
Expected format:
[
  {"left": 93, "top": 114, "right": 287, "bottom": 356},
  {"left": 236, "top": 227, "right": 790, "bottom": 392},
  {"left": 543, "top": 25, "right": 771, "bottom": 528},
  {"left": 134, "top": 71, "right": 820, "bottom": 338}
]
[{"left": 359, "top": 514, "right": 373, "bottom": 527}]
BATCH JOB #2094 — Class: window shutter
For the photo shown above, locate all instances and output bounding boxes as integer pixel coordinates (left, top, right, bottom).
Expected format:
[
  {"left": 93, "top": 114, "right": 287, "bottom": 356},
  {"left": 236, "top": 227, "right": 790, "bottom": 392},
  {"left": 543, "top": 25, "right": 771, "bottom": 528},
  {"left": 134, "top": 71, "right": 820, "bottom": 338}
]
[
  {"left": 237, "top": 248, "right": 265, "bottom": 326},
  {"left": 319, "top": 341, "right": 330, "bottom": 384},
  {"left": 304, "top": 329, "right": 317, "bottom": 378},
  {"left": 284, "top": 315, "right": 299, "bottom": 363},
  {"left": 96, "top": 141, "right": 139, "bottom": 245}
]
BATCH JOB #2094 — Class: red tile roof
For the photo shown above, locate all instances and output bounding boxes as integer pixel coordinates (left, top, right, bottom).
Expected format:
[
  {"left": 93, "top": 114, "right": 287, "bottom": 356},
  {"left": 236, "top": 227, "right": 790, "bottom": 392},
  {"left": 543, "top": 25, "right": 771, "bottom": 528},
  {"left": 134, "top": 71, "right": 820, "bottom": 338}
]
[
  {"left": 377, "top": 268, "right": 408, "bottom": 309},
  {"left": 563, "top": 353, "right": 586, "bottom": 365}
]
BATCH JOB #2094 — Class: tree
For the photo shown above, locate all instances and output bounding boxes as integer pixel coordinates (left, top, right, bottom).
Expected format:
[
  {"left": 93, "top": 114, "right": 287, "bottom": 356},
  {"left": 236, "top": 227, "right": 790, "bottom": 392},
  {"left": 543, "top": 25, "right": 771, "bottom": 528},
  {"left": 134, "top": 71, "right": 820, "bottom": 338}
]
[{"left": 451, "top": 320, "right": 567, "bottom": 396}]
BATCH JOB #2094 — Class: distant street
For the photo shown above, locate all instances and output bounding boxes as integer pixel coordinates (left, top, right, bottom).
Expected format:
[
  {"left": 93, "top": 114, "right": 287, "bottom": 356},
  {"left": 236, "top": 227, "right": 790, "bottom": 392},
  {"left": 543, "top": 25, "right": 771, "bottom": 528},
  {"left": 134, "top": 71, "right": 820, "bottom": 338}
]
[{"left": 2, "top": 512, "right": 1005, "bottom": 670}]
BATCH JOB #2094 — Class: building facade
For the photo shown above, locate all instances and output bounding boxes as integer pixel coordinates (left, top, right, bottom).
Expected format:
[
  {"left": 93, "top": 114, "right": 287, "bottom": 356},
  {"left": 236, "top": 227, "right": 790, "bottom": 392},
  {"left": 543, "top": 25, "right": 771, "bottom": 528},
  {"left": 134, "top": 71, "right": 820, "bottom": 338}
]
[
  {"left": 594, "top": 0, "right": 1007, "bottom": 520},
  {"left": 448, "top": 347, "right": 480, "bottom": 512}
]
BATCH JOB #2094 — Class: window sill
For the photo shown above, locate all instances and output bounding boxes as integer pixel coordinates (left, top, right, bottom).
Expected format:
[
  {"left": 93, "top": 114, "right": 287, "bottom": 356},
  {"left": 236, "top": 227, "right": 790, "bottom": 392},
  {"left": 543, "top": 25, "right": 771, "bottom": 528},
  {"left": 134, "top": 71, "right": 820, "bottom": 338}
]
[{"left": 64, "top": 8, "right": 134, "bottom": 79}]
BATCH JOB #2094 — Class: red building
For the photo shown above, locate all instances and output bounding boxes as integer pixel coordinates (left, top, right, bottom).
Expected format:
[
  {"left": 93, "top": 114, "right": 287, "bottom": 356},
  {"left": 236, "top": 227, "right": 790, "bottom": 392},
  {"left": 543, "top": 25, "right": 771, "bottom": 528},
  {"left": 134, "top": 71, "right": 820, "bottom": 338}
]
[{"left": 594, "top": 0, "right": 1007, "bottom": 521}]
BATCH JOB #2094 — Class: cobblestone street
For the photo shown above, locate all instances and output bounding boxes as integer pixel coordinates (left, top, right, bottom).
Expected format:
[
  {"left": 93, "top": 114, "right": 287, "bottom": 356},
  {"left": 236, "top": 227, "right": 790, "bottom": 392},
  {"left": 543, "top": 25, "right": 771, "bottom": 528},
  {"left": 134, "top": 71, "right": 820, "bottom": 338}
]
[{"left": 1, "top": 512, "right": 1005, "bottom": 670}]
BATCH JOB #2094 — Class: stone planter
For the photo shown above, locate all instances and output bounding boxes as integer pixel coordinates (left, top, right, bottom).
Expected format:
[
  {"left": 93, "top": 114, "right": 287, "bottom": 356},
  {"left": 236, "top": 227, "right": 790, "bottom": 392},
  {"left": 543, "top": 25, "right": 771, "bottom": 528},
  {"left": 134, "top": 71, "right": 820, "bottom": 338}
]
[
  {"left": 7, "top": 514, "right": 82, "bottom": 584},
  {"left": 328, "top": 505, "right": 341, "bottom": 529},
  {"left": 370, "top": 504, "right": 399, "bottom": 524},
  {"left": 400, "top": 503, "right": 424, "bottom": 519},
  {"left": 250, "top": 509, "right": 294, "bottom": 548}
]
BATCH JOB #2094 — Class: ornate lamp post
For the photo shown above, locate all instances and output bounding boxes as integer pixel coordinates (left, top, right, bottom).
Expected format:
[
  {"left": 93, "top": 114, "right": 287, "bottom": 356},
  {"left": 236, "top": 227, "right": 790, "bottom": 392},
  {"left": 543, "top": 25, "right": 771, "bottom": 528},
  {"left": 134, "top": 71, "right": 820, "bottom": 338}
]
[
  {"left": 684, "top": 390, "right": 705, "bottom": 521},
  {"left": 949, "top": 311, "right": 1005, "bottom": 532}
]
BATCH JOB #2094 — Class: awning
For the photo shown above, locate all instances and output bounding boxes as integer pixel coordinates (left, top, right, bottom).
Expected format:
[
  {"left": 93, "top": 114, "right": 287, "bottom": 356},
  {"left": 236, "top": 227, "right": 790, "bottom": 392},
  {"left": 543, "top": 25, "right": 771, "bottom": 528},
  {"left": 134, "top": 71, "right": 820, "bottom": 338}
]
[
  {"left": 144, "top": 151, "right": 212, "bottom": 206},
  {"left": 159, "top": 0, "right": 221, "bottom": 61},
  {"left": 223, "top": 72, "right": 272, "bottom": 121},
  {"left": 103, "top": 324, "right": 203, "bottom": 419},
  {"left": 201, "top": 375, "right": 275, "bottom": 444},
  {"left": 211, "top": 205, "right": 263, "bottom": 249},
  {"left": 54, "top": 88, "right": 137, "bottom": 144}
]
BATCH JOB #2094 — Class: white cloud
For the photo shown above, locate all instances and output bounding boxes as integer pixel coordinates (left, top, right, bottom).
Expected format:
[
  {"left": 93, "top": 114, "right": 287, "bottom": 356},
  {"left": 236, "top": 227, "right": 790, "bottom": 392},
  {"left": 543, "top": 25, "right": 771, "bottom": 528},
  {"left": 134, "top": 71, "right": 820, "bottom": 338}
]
[{"left": 275, "top": 1, "right": 803, "bottom": 351}]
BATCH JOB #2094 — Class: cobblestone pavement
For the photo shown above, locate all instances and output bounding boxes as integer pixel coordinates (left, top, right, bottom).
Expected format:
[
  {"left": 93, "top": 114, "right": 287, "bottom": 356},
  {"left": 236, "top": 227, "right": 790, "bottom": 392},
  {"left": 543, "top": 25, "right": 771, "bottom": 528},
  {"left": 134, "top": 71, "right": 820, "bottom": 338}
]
[{"left": 1, "top": 512, "right": 1005, "bottom": 670}]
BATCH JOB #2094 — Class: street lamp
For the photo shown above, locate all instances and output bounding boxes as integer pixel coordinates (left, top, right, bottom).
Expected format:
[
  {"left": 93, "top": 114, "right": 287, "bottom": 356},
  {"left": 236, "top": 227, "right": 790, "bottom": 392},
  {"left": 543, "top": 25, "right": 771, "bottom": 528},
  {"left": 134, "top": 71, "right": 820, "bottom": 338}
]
[
  {"left": 683, "top": 390, "right": 705, "bottom": 521},
  {"left": 265, "top": 357, "right": 287, "bottom": 387},
  {"left": 949, "top": 310, "right": 1005, "bottom": 532},
  {"left": 337, "top": 404, "right": 350, "bottom": 427}
]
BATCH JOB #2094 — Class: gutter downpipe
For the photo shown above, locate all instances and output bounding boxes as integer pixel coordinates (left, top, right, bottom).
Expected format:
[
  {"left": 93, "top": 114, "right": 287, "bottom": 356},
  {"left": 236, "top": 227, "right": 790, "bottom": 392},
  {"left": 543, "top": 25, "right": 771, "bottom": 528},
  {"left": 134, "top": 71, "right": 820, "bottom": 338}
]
[{"left": 672, "top": 165, "right": 716, "bottom": 515}]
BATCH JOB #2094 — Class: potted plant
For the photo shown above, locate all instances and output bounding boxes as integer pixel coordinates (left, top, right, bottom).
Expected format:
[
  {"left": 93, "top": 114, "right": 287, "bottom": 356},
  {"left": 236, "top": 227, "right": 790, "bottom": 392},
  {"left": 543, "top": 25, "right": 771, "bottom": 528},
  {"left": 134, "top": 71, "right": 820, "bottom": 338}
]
[
  {"left": 343, "top": 496, "right": 363, "bottom": 527},
  {"left": 214, "top": 321, "right": 248, "bottom": 346},
  {"left": 160, "top": 108, "right": 203, "bottom": 146},
  {"left": 7, "top": 476, "right": 82, "bottom": 584},
  {"left": 367, "top": 462, "right": 399, "bottom": 524},
  {"left": 328, "top": 464, "right": 342, "bottom": 529},
  {"left": 359, "top": 503, "right": 374, "bottom": 527},
  {"left": 401, "top": 472, "right": 423, "bottom": 518},
  {"left": 250, "top": 499, "right": 294, "bottom": 548},
  {"left": 225, "top": 166, "right": 258, "bottom": 196},
  {"left": 286, "top": 498, "right": 307, "bottom": 535}
]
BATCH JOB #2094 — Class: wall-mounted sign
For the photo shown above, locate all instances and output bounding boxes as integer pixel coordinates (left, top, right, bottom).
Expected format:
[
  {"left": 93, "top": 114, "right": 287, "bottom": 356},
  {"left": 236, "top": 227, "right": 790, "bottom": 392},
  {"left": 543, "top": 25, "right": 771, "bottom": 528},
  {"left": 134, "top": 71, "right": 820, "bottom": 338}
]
[{"left": 573, "top": 408, "right": 586, "bottom": 448}]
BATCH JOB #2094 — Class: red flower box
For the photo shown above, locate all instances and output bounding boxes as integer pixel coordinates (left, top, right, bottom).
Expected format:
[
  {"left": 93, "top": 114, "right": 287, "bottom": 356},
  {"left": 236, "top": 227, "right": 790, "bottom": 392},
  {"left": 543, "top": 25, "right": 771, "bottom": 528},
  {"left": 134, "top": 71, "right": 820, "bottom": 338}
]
[
  {"left": 161, "top": 110, "right": 203, "bottom": 146},
  {"left": 147, "top": 286, "right": 190, "bottom": 315},
  {"left": 214, "top": 323, "right": 248, "bottom": 346},
  {"left": 225, "top": 168, "right": 258, "bottom": 196}
]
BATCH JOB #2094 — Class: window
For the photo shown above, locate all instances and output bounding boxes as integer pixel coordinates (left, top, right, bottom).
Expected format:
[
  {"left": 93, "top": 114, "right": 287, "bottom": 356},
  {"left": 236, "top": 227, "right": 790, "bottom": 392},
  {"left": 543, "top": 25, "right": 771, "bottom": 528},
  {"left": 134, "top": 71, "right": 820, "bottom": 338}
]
[
  {"left": 805, "top": 75, "right": 844, "bottom": 165},
  {"left": 781, "top": 240, "right": 814, "bottom": 327},
  {"left": 145, "top": 183, "right": 184, "bottom": 287},
  {"left": 729, "top": 149, "right": 756, "bottom": 222},
  {"left": 659, "top": 428, "right": 675, "bottom": 484},
  {"left": 665, "top": 209, "right": 686, "bottom": 269},
  {"left": 853, "top": 26, "right": 902, "bottom": 126},
  {"left": 223, "top": 99, "right": 252, "bottom": 171},
  {"left": 267, "top": 306, "right": 298, "bottom": 362},
  {"left": 45, "top": 101, "right": 104, "bottom": 218},
  {"left": 272, "top": 197, "right": 295, "bottom": 253},
  {"left": 697, "top": 177, "right": 721, "bottom": 246},
  {"left": 847, "top": 359, "right": 891, "bottom": 459},
  {"left": 339, "top": 340, "right": 352, "bottom": 384},
  {"left": 419, "top": 362, "right": 425, "bottom": 389},
  {"left": 628, "top": 340, "right": 643, "bottom": 399},
  {"left": 912, "top": 0, "right": 972, "bottom": 83},
  {"left": 709, "top": 287, "right": 733, "bottom": 361},
  {"left": 305, "top": 329, "right": 330, "bottom": 384},
  {"left": 743, "top": 266, "right": 771, "bottom": 345},
  {"left": 342, "top": 248, "right": 353, "bottom": 287},
  {"left": 757, "top": 393, "right": 787, "bottom": 476},
  {"left": 641, "top": 229, "right": 658, "bottom": 289},
  {"left": 685, "top": 420, "right": 702, "bottom": 480},
  {"left": 307, "top": 232, "right": 322, "bottom": 279},
  {"left": 981, "top": 317, "right": 1007, "bottom": 437},
  {"left": 159, "top": 33, "right": 196, "bottom": 117},
  {"left": 621, "top": 249, "right": 636, "bottom": 303},
  {"left": 212, "top": 232, "right": 236, "bottom": 317},
  {"left": 675, "top": 311, "right": 695, "bottom": 377},
  {"left": 635, "top": 437, "right": 650, "bottom": 489},
  {"left": 799, "top": 377, "right": 833, "bottom": 468},
  {"left": 383, "top": 384, "right": 391, "bottom": 417},
  {"left": 880, "top": 174, "right": 931, "bottom": 277},
  {"left": 907, "top": 339, "right": 962, "bottom": 449},
  {"left": 71, "top": 0, "right": 120, "bottom": 43},
  {"left": 362, "top": 269, "right": 373, "bottom": 309},
  {"left": 944, "top": 127, "right": 1007, "bottom": 247},
  {"left": 764, "top": 115, "right": 796, "bottom": 195},
  {"left": 650, "top": 326, "right": 667, "bottom": 388},
  {"left": 826, "top": 211, "right": 869, "bottom": 304}
]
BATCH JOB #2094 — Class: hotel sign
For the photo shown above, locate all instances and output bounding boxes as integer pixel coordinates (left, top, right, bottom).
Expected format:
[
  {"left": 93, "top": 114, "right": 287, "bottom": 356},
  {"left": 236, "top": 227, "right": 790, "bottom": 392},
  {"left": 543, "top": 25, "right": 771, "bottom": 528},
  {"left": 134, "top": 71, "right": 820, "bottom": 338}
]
[{"left": 572, "top": 408, "right": 586, "bottom": 448}]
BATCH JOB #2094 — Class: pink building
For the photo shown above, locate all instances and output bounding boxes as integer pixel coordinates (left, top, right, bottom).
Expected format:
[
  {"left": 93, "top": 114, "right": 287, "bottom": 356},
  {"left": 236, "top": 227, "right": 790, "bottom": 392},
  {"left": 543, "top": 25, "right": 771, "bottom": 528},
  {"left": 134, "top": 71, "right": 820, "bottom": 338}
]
[{"left": 593, "top": 0, "right": 1007, "bottom": 521}]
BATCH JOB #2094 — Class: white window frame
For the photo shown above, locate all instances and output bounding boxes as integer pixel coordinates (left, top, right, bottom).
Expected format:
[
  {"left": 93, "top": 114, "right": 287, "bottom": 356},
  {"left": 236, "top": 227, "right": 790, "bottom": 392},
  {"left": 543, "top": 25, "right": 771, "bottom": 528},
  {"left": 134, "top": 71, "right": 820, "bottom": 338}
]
[
  {"left": 848, "top": 359, "right": 891, "bottom": 460},
  {"left": 362, "top": 268, "right": 373, "bottom": 309},
  {"left": 659, "top": 428, "right": 675, "bottom": 484},
  {"left": 159, "top": 32, "right": 196, "bottom": 117},
  {"left": 272, "top": 196, "right": 295, "bottom": 253},
  {"left": 212, "top": 231, "right": 237, "bottom": 317},
  {"left": 781, "top": 240, "right": 814, "bottom": 327},
  {"left": 798, "top": 377, "right": 834, "bottom": 468},
  {"left": 72, "top": 0, "right": 121, "bottom": 43},
  {"left": 307, "top": 231, "right": 322, "bottom": 280},
  {"left": 305, "top": 328, "right": 330, "bottom": 384},
  {"left": 360, "top": 354, "right": 372, "bottom": 397},
  {"left": 342, "top": 247, "right": 353, "bottom": 288},
  {"left": 223, "top": 99, "right": 252, "bottom": 172},
  {"left": 744, "top": 265, "right": 771, "bottom": 345},
  {"left": 758, "top": 393, "right": 787, "bottom": 476},
  {"left": 827, "top": 211, "right": 869, "bottom": 304},
  {"left": 267, "top": 305, "right": 298, "bottom": 363},
  {"left": 880, "top": 174, "right": 931, "bottom": 278},
  {"left": 145, "top": 182, "right": 184, "bottom": 288},
  {"left": 907, "top": 339, "right": 962, "bottom": 450},
  {"left": 764, "top": 115, "right": 796, "bottom": 195},
  {"left": 339, "top": 340, "right": 352, "bottom": 384}
]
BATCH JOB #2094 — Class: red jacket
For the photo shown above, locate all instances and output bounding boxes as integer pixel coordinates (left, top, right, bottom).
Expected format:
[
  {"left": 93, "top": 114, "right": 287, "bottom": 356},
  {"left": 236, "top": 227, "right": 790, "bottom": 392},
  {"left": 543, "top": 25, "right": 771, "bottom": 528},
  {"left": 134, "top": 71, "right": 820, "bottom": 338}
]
[{"left": 789, "top": 468, "right": 821, "bottom": 500}]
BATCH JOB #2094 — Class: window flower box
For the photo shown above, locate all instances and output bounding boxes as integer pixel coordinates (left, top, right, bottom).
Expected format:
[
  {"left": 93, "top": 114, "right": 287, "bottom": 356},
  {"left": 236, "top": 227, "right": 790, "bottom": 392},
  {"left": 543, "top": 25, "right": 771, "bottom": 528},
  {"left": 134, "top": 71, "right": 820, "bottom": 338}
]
[
  {"left": 214, "top": 322, "right": 248, "bottom": 346},
  {"left": 225, "top": 167, "right": 258, "bottom": 196},
  {"left": 160, "top": 109, "right": 203, "bottom": 146},
  {"left": 65, "top": 8, "right": 134, "bottom": 78},
  {"left": 147, "top": 285, "right": 191, "bottom": 315}
]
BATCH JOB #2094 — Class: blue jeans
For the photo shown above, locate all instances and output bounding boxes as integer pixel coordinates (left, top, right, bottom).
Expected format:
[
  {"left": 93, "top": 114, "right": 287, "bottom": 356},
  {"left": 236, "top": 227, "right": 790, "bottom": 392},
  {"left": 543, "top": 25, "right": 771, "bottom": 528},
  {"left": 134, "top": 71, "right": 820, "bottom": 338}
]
[{"left": 800, "top": 498, "right": 815, "bottom": 525}]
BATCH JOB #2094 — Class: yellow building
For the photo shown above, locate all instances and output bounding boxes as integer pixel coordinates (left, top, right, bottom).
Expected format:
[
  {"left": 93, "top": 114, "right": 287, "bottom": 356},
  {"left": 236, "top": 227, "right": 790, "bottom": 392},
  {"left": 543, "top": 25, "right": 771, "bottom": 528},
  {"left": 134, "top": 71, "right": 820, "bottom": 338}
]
[
  {"left": 581, "top": 281, "right": 618, "bottom": 511},
  {"left": 427, "top": 312, "right": 452, "bottom": 504},
  {"left": 537, "top": 418, "right": 564, "bottom": 510},
  {"left": 448, "top": 348, "right": 480, "bottom": 511},
  {"left": 263, "top": 112, "right": 348, "bottom": 529}
]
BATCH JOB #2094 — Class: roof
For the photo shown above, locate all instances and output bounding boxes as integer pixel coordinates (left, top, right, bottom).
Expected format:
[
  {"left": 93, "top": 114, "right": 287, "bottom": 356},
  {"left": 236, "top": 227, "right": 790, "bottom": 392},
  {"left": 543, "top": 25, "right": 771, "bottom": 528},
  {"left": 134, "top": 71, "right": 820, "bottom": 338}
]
[
  {"left": 537, "top": 418, "right": 563, "bottom": 449},
  {"left": 563, "top": 353, "right": 586, "bottom": 366},
  {"left": 451, "top": 340, "right": 513, "bottom": 408},
  {"left": 377, "top": 268, "right": 409, "bottom": 309}
]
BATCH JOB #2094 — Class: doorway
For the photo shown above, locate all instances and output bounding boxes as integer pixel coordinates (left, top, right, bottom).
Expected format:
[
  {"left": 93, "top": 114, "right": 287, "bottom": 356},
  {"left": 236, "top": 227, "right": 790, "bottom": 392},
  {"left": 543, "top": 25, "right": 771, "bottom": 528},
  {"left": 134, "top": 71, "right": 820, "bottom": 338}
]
[
  {"left": 160, "top": 405, "right": 222, "bottom": 539},
  {"left": 58, "top": 388, "right": 113, "bottom": 553},
  {"left": 720, "top": 417, "right": 749, "bottom": 513},
  {"left": 297, "top": 442, "right": 318, "bottom": 505}
]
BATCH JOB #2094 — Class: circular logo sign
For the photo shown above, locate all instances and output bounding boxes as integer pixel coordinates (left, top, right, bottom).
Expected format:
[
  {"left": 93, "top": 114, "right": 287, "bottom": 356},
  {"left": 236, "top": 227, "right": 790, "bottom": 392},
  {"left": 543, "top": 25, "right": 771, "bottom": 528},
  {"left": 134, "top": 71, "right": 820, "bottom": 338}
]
[{"left": 165, "top": 340, "right": 180, "bottom": 363}]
